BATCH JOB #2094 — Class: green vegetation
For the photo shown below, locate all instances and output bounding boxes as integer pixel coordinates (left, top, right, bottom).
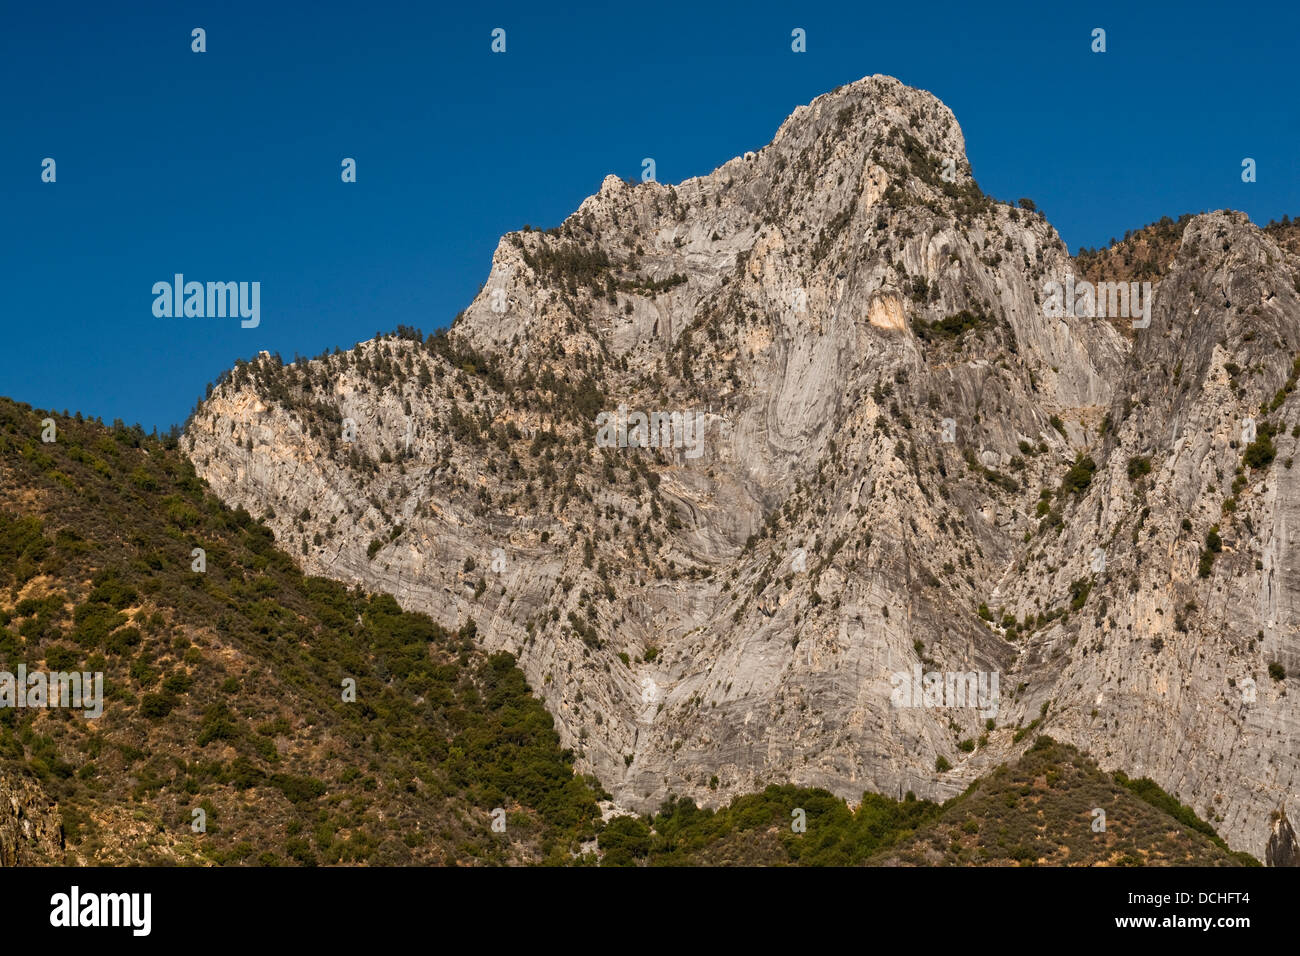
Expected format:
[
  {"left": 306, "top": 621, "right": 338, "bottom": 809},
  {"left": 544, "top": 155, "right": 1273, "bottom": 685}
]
[
  {"left": 914, "top": 308, "right": 995, "bottom": 342},
  {"left": 618, "top": 272, "right": 687, "bottom": 295},
  {"left": 600, "top": 785, "right": 942, "bottom": 866},
  {"left": 1126, "top": 456, "right": 1152, "bottom": 481},
  {"left": 1, "top": 368, "right": 1266, "bottom": 868},
  {"left": 881, "top": 126, "right": 994, "bottom": 221},
  {"left": 0, "top": 398, "right": 603, "bottom": 865},
  {"left": 1075, "top": 214, "right": 1193, "bottom": 284},
  {"left": 1244, "top": 422, "right": 1277, "bottom": 470},
  {"left": 1198, "top": 526, "right": 1222, "bottom": 578},
  {"left": 876, "top": 737, "right": 1258, "bottom": 866},
  {"left": 520, "top": 240, "right": 613, "bottom": 295},
  {"left": 590, "top": 739, "right": 1261, "bottom": 867},
  {"left": 1061, "top": 455, "right": 1097, "bottom": 496},
  {"left": 1068, "top": 577, "right": 1093, "bottom": 611},
  {"left": 1113, "top": 772, "right": 1255, "bottom": 863},
  {"left": 963, "top": 449, "right": 1019, "bottom": 494}
]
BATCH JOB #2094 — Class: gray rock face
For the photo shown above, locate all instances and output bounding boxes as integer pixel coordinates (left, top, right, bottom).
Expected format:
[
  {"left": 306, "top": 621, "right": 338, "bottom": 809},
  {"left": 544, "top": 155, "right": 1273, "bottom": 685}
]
[
  {"left": 1266, "top": 809, "right": 1299, "bottom": 866},
  {"left": 185, "top": 75, "right": 1299, "bottom": 860}
]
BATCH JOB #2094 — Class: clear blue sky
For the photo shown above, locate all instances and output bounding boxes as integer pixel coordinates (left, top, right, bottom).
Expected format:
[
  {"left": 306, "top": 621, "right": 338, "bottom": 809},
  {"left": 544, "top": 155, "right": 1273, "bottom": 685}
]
[{"left": 3, "top": 0, "right": 1297, "bottom": 431}]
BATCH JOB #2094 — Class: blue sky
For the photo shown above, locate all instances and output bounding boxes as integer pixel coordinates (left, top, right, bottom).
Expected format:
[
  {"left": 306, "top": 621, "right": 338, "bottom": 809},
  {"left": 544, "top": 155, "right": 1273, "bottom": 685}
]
[{"left": 3, "top": 0, "right": 1297, "bottom": 431}]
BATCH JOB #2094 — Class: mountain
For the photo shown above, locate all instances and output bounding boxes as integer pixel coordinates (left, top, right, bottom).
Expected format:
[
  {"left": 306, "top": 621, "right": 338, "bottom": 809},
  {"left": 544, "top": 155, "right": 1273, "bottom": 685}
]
[
  {"left": 182, "top": 74, "right": 1299, "bottom": 861},
  {"left": 2, "top": 401, "right": 1253, "bottom": 868}
]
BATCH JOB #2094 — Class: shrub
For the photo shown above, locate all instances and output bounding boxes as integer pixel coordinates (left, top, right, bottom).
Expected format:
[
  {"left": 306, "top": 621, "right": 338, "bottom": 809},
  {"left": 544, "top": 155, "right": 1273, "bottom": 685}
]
[
  {"left": 598, "top": 815, "right": 652, "bottom": 867},
  {"left": 43, "top": 644, "right": 79, "bottom": 670},
  {"left": 140, "top": 692, "right": 177, "bottom": 719},
  {"left": 1062, "top": 456, "right": 1097, "bottom": 496},
  {"left": 1126, "top": 456, "right": 1152, "bottom": 480},
  {"left": 269, "top": 773, "right": 328, "bottom": 804},
  {"left": 1244, "top": 423, "right": 1277, "bottom": 469},
  {"left": 1198, "top": 550, "right": 1216, "bottom": 577},
  {"left": 915, "top": 309, "right": 994, "bottom": 341}
]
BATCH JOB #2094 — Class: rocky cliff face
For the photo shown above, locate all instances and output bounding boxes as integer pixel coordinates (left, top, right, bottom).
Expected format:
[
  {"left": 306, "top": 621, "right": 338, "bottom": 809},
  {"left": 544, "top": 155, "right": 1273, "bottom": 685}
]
[
  {"left": 0, "top": 771, "right": 62, "bottom": 866},
  {"left": 1266, "top": 809, "right": 1299, "bottom": 866},
  {"left": 184, "top": 75, "right": 1299, "bottom": 860}
]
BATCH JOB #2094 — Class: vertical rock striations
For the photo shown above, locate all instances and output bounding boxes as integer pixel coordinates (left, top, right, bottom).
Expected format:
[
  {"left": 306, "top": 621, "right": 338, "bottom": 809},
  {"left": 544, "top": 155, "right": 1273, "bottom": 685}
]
[{"left": 186, "top": 75, "right": 1298, "bottom": 860}]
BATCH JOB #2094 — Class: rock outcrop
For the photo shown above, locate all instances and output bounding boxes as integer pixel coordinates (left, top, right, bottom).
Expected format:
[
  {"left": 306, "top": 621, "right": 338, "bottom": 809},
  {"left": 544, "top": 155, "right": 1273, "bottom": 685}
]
[
  {"left": 1266, "top": 808, "right": 1299, "bottom": 866},
  {"left": 185, "top": 75, "right": 1300, "bottom": 861},
  {"left": 0, "top": 770, "right": 62, "bottom": 866}
]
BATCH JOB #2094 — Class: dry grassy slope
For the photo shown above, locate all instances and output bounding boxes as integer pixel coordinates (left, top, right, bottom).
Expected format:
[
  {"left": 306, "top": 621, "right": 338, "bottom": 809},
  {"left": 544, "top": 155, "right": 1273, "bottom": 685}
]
[
  {"left": 869, "top": 737, "right": 1258, "bottom": 866},
  {"left": 185, "top": 75, "right": 1298, "bottom": 860},
  {"left": 1075, "top": 214, "right": 1193, "bottom": 287},
  {"left": 595, "top": 737, "right": 1259, "bottom": 866}
]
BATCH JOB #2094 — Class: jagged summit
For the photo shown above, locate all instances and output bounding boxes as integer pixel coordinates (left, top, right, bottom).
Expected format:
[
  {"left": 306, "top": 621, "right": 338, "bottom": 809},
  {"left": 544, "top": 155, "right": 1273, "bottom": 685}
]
[
  {"left": 455, "top": 74, "right": 1047, "bottom": 384},
  {"left": 185, "top": 77, "right": 1299, "bottom": 861}
]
